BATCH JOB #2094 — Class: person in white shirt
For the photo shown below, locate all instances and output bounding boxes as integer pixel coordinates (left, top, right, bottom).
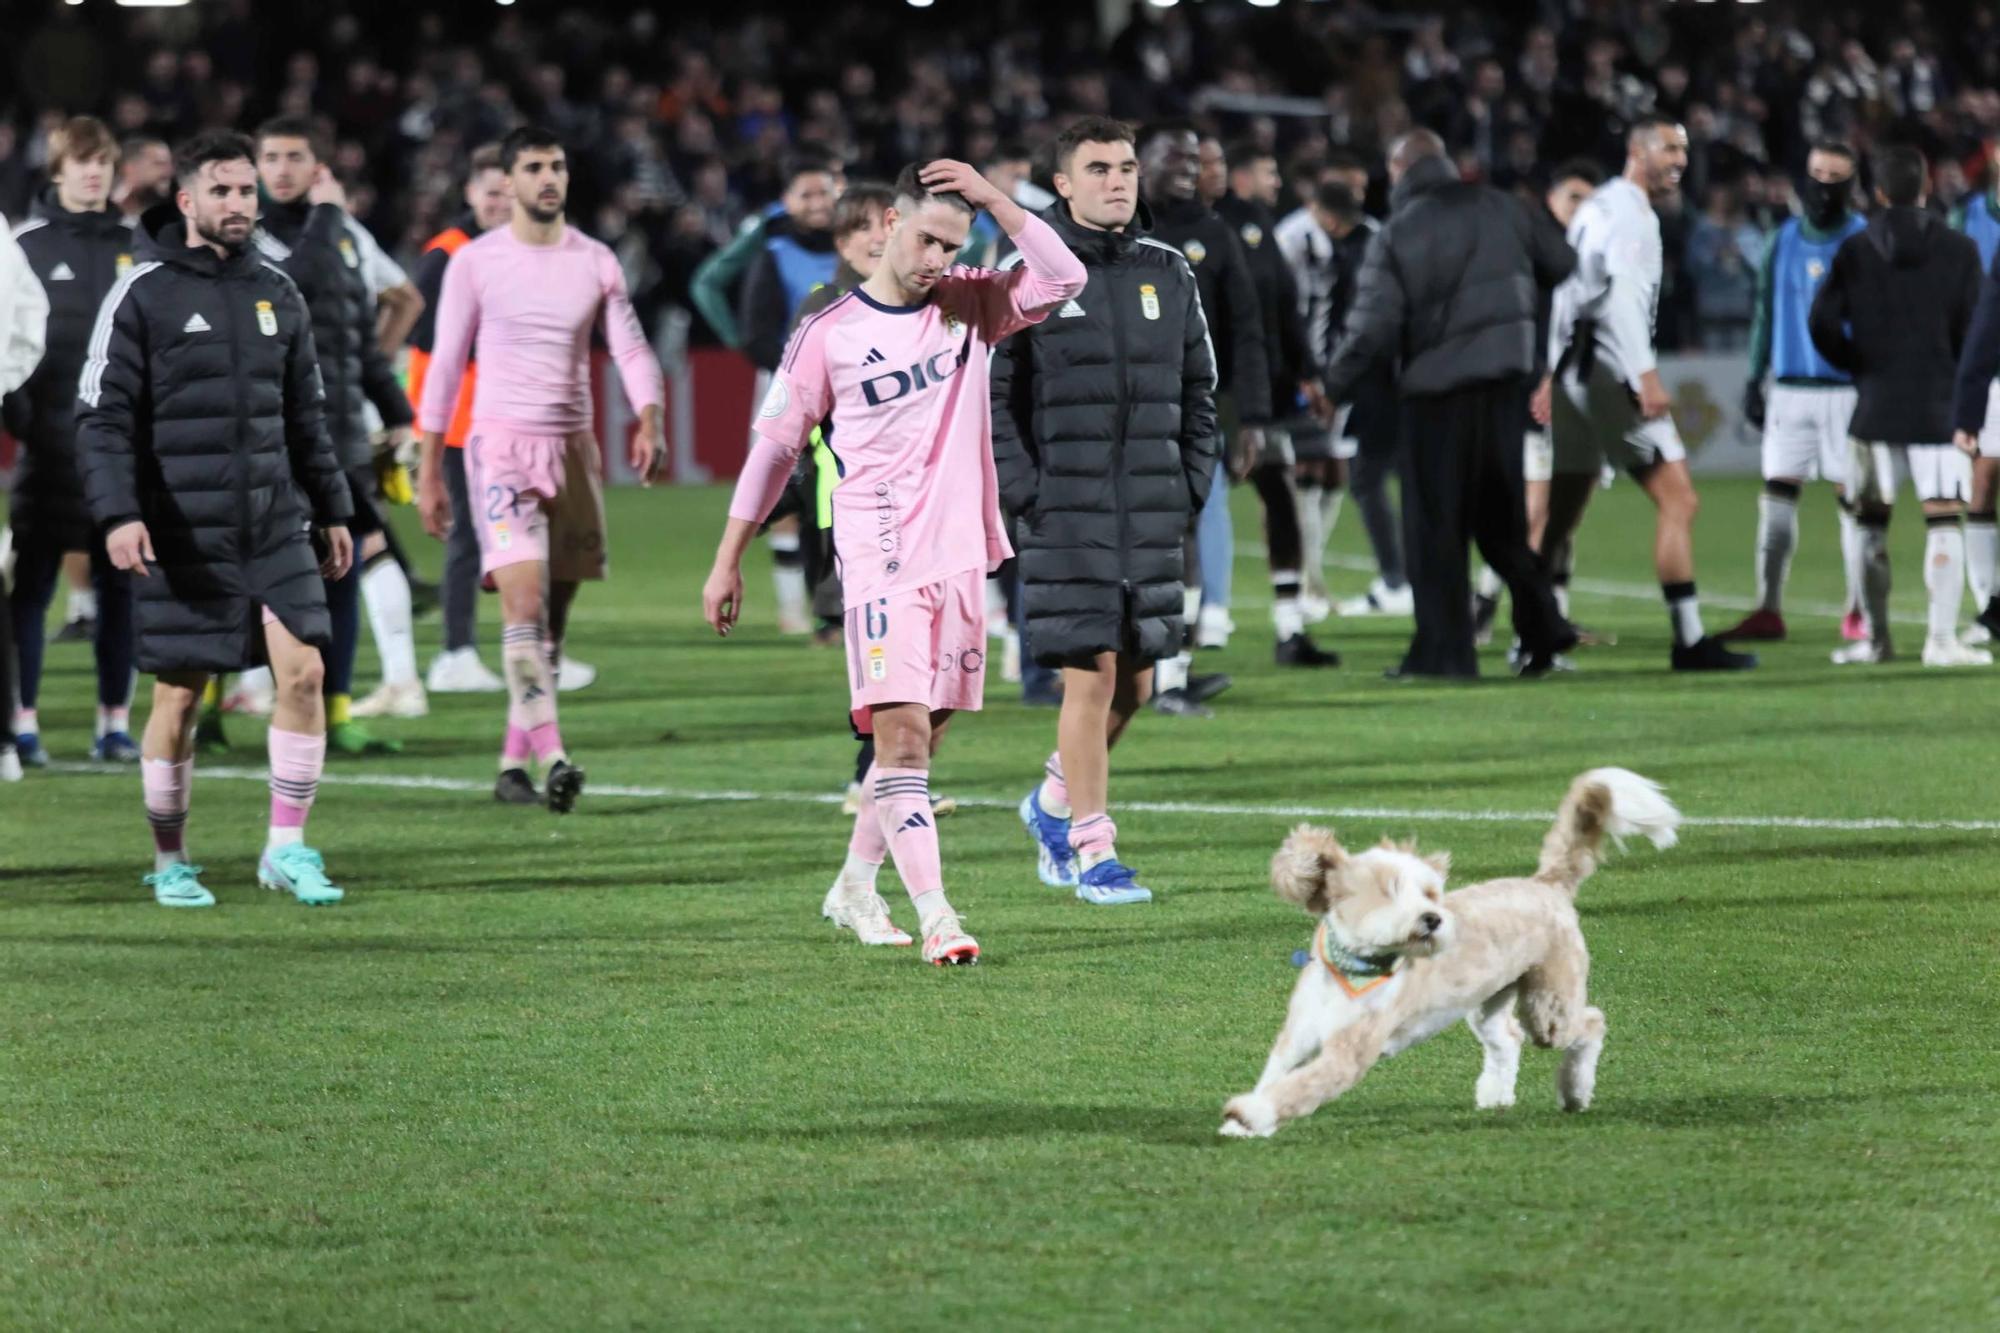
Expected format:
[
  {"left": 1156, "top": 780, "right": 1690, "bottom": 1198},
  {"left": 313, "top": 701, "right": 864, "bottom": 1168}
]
[
  {"left": 1537, "top": 116, "right": 1757, "bottom": 672},
  {"left": 0, "top": 209, "right": 50, "bottom": 780}
]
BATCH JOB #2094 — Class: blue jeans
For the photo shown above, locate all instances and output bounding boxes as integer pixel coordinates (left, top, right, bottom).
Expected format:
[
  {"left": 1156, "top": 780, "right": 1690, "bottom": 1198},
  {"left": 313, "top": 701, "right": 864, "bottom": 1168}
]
[{"left": 1197, "top": 459, "right": 1232, "bottom": 609}]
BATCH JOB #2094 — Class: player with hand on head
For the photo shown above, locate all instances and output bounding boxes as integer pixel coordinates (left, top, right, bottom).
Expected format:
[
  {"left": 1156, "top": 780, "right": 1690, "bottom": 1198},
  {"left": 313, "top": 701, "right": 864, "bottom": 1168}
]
[
  {"left": 416, "top": 126, "right": 665, "bottom": 811},
  {"left": 703, "top": 159, "right": 1086, "bottom": 964}
]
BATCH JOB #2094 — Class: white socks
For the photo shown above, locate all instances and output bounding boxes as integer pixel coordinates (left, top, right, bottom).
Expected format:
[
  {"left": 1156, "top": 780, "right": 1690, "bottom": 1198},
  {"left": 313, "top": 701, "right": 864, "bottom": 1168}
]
[
  {"left": 1966, "top": 512, "right": 1998, "bottom": 610},
  {"left": 360, "top": 557, "right": 419, "bottom": 687},
  {"left": 1838, "top": 505, "right": 1863, "bottom": 614},
  {"left": 1155, "top": 654, "right": 1190, "bottom": 693},
  {"left": 1756, "top": 489, "right": 1799, "bottom": 614},
  {"left": 1925, "top": 518, "right": 1965, "bottom": 644},
  {"left": 66, "top": 586, "right": 97, "bottom": 623},
  {"left": 1663, "top": 581, "right": 1704, "bottom": 648},
  {"left": 839, "top": 850, "right": 880, "bottom": 887},
  {"left": 1272, "top": 568, "right": 1305, "bottom": 639}
]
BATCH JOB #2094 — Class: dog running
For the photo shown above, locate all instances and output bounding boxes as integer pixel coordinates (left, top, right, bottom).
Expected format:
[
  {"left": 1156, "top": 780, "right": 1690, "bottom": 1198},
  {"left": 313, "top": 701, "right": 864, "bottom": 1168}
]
[{"left": 1220, "top": 768, "right": 1680, "bottom": 1139}]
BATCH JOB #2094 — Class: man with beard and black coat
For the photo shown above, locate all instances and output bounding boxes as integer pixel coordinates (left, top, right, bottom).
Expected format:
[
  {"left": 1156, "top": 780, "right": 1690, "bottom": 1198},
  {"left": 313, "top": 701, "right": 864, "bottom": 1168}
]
[
  {"left": 994, "top": 116, "right": 1219, "bottom": 905},
  {"left": 1215, "top": 139, "right": 1341, "bottom": 668},
  {"left": 1322, "top": 130, "right": 1575, "bottom": 679},
  {"left": 76, "top": 130, "right": 355, "bottom": 909},
  {"left": 248, "top": 116, "right": 415, "bottom": 755},
  {"left": 1135, "top": 119, "right": 1268, "bottom": 713},
  {"left": 1812, "top": 145, "right": 1986, "bottom": 666},
  {"left": 5, "top": 116, "right": 142, "bottom": 767}
]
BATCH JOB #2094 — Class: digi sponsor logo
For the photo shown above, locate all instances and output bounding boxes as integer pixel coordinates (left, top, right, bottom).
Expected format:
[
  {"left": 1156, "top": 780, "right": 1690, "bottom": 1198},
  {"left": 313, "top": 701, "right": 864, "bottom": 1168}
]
[
  {"left": 938, "top": 646, "right": 985, "bottom": 675},
  {"left": 859, "top": 349, "right": 966, "bottom": 407}
]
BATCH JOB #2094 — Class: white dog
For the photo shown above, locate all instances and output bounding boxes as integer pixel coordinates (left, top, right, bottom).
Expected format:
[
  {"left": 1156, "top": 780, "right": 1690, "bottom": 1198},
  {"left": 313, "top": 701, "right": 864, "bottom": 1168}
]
[{"left": 1219, "top": 768, "right": 1680, "bottom": 1139}]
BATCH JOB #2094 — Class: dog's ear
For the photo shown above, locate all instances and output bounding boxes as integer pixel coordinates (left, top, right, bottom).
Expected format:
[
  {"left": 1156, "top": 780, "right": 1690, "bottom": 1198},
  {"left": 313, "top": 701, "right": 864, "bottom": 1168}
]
[
  {"left": 1272, "top": 824, "right": 1346, "bottom": 915},
  {"left": 1423, "top": 850, "right": 1452, "bottom": 879}
]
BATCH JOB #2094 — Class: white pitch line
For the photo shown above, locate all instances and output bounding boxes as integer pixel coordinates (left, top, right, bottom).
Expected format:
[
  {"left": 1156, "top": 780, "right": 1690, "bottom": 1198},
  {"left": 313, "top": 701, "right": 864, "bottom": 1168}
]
[
  {"left": 1233, "top": 546, "right": 1928, "bottom": 626},
  {"left": 46, "top": 764, "right": 2000, "bottom": 834}
]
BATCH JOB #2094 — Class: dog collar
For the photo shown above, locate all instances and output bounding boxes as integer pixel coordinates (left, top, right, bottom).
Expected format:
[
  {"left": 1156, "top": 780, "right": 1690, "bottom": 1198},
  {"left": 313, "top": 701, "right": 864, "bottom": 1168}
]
[{"left": 1313, "top": 922, "right": 1402, "bottom": 998}]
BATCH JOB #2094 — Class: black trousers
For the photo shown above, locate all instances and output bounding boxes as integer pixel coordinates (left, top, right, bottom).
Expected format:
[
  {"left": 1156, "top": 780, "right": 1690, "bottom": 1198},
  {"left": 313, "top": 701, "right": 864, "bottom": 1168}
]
[
  {"left": 441, "top": 445, "right": 481, "bottom": 653},
  {"left": 9, "top": 533, "right": 136, "bottom": 710},
  {"left": 1396, "top": 378, "right": 1567, "bottom": 677}
]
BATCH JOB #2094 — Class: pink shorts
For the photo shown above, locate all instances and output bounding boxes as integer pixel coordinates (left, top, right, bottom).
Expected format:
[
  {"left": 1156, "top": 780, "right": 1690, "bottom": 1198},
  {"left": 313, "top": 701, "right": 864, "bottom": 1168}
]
[
  {"left": 464, "top": 425, "right": 609, "bottom": 582},
  {"left": 845, "top": 569, "right": 988, "bottom": 734}
]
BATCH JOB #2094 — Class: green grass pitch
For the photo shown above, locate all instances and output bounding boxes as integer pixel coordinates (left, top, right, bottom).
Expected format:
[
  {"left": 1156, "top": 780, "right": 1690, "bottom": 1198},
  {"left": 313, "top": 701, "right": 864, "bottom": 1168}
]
[{"left": 3, "top": 477, "right": 1996, "bottom": 1330}]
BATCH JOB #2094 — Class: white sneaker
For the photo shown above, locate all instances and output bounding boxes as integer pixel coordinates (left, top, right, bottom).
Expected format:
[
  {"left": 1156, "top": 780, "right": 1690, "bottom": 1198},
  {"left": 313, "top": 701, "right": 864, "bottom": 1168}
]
[
  {"left": 1922, "top": 639, "right": 1992, "bottom": 668},
  {"left": 220, "top": 681, "right": 274, "bottom": 716},
  {"left": 556, "top": 656, "right": 597, "bottom": 691},
  {"left": 0, "top": 747, "right": 22, "bottom": 782},
  {"left": 1337, "top": 579, "right": 1414, "bottom": 617},
  {"left": 1962, "top": 622, "right": 1993, "bottom": 646},
  {"left": 1197, "top": 604, "right": 1234, "bottom": 649},
  {"left": 427, "top": 647, "right": 506, "bottom": 693},
  {"left": 823, "top": 879, "right": 913, "bottom": 946},
  {"left": 920, "top": 909, "right": 980, "bottom": 966},
  {"left": 1301, "top": 592, "right": 1333, "bottom": 625},
  {"left": 1831, "top": 641, "right": 1891, "bottom": 665},
  {"left": 350, "top": 680, "right": 430, "bottom": 719}
]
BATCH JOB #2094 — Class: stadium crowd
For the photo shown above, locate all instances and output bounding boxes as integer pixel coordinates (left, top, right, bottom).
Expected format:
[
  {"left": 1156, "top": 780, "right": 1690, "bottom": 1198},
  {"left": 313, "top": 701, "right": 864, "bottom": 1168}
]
[{"left": 5, "top": 2, "right": 2000, "bottom": 352}]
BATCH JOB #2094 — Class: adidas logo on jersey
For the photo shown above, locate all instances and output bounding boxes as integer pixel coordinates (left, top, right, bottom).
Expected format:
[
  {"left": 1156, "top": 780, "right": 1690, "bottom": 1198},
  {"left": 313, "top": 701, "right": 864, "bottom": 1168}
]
[
  {"left": 863, "top": 347, "right": 886, "bottom": 365},
  {"left": 182, "top": 313, "right": 212, "bottom": 334},
  {"left": 1056, "top": 299, "right": 1085, "bottom": 318},
  {"left": 47, "top": 262, "right": 75, "bottom": 282}
]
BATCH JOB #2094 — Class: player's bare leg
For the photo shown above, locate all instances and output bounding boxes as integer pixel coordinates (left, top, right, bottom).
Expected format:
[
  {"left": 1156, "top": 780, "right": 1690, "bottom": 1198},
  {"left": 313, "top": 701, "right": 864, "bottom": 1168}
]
[
  {"left": 1045, "top": 653, "right": 1154, "bottom": 905},
  {"left": 1965, "top": 457, "right": 2000, "bottom": 643}
]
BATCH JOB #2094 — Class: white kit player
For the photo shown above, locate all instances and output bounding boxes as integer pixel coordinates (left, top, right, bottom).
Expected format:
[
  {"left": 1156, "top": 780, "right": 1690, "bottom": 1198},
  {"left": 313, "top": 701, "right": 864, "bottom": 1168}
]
[
  {"left": 701, "top": 160, "right": 1086, "bottom": 966},
  {"left": 1538, "top": 115, "right": 1757, "bottom": 672}
]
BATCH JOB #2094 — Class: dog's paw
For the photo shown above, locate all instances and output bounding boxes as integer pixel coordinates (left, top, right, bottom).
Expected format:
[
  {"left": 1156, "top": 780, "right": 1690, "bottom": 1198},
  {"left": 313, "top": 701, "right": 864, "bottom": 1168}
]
[
  {"left": 1475, "top": 1074, "right": 1517, "bottom": 1110},
  {"left": 1219, "top": 1095, "right": 1278, "bottom": 1139}
]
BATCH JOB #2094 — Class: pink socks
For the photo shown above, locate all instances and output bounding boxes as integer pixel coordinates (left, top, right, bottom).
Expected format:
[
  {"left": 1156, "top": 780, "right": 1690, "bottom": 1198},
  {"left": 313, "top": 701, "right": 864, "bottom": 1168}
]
[
  {"left": 267, "top": 727, "right": 326, "bottom": 847},
  {"left": 142, "top": 757, "right": 192, "bottom": 869},
  {"left": 501, "top": 622, "right": 565, "bottom": 768},
  {"left": 873, "top": 766, "right": 942, "bottom": 906}
]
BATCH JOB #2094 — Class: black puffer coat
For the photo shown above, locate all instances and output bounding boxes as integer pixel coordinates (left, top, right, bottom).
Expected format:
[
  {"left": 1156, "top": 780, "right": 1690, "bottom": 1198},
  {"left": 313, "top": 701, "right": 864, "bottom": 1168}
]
[
  {"left": 1214, "top": 191, "right": 1314, "bottom": 418},
  {"left": 991, "top": 200, "right": 1219, "bottom": 665},
  {"left": 4, "top": 188, "right": 137, "bottom": 547},
  {"left": 1149, "top": 195, "right": 1272, "bottom": 422},
  {"left": 1324, "top": 155, "right": 1575, "bottom": 400},
  {"left": 255, "top": 196, "right": 411, "bottom": 467},
  {"left": 76, "top": 204, "right": 353, "bottom": 673}
]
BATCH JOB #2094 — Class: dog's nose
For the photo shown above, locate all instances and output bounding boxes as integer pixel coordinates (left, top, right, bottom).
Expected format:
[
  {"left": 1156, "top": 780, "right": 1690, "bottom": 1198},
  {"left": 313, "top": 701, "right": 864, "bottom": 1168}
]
[{"left": 1420, "top": 912, "right": 1443, "bottom": 933}]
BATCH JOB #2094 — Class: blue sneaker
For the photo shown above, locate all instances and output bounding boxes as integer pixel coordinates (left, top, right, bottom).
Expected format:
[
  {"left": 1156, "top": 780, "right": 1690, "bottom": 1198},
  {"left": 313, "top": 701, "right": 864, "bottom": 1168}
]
[
  {"left": 1019, "top": 787, "right": 1077, "bottom": 887},
  {"left": 257, "top": 844, "right": 344, "bottom": 905},
  {"left": 93, "top": 730, "right": 142, "bottom": 762},
  {"left": 15, "top": 733, "right": 49, "bottom": 768},
  {"left": 1075, "top": 859, "right": 1154, "bottom": 906},
  {"left": 145, "top": 862, "right": 215, "bottom": 908}
]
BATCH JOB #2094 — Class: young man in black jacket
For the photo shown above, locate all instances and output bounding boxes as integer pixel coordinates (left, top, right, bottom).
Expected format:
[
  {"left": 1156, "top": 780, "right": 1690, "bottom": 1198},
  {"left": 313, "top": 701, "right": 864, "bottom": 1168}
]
[
  {"left": 1215, "top": 140, "right": 1341, "bottom": 668},
  {"left": 5, "top": 116, "right": 140, "bottom": 765},
  {"left": 77, "top": 131, "right": 355, "bottom": 909},
  {"left": 1811, "top": 145, "right": 1987, "bottom": 666},
  {"left": 993, "top": 117, "right": 1219, "bottom": 904},
  {"left": 1322, "top": 131, "right": 1575, "bottom": 678},
  {"left": 249, "top": 117, "right": 416, "bottom": 752},
  {"left": 1137, "top": 120, "right": 1267, "bottom": 712}
]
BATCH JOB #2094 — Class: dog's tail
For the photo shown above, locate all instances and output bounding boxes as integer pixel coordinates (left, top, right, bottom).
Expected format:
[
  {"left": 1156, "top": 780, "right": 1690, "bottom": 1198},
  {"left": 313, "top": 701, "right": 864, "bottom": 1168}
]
[{"left": 1534, "top": 768, "right": 1680, "bottom": 894}]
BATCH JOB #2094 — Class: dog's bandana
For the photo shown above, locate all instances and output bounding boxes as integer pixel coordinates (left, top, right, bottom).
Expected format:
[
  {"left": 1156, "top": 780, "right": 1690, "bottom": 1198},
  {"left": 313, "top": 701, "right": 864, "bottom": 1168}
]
[{"left": 1313, "top": 922, "right": 1403, "bottom": 999}]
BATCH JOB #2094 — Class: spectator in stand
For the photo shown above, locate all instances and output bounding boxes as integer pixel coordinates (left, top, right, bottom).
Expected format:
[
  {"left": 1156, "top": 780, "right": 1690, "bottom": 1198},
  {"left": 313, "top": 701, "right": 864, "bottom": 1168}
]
[{"left": 1686, "top": 181, "right": 1768, "bottom": 351}]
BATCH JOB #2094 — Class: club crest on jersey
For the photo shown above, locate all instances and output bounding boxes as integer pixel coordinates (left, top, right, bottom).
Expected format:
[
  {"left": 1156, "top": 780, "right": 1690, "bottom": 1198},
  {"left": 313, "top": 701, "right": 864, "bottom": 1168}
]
[
  {"left": 116, "top": 253, "right": 132, "bottom": 275},
  {"left": 1240, "top": 223, "right": 1263, "bottom": 249},
  {"left": 944, "top": 311, "right": 963, "bottom": 337},
  {"left": 1182, "top": 239, "right": 1207, "bottom": 265},
  {"left": 339, "top": 236, "right": 360, "bottom": 269},
  {"left": 1807, "top": 259, "right": 1825, "bottom": 280},
  {"left": 868, "top": 645, "right": 887, "bottom": 681},
  {"left": 1139, "top": 283, "right": 1161, "bottom": 321},
  {"left": 860, "top": 349, "right": 965, "bottom": 407},
  {"left": 758, "top": 377, "right": 790, "bottom": 419},
  {"left": 255, "top": 300, "right": 277, "bottom": 336}
]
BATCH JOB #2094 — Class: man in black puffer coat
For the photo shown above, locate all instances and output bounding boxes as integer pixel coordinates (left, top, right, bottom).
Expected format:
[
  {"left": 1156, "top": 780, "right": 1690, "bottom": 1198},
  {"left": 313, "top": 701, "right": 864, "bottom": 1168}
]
[
  {"left": 77, "top": 132, "right": 356, "bottom": 910},
  {"left": 1323, "top": 130, "right": 1576, "bottom": 679},
  {"left": 251, "top": 116, "right": 414, "bottom": 753},
  {"left": 993, "top": 117, "right": 1218, "bottom": 906},
  {"left": 5, "top": 116, "right": 142, "bottom": 765}
]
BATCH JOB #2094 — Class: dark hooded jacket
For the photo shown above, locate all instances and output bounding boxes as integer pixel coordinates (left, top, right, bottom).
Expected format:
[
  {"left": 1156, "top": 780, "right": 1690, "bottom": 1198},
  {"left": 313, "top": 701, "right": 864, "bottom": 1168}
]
[
  {"left": 1810, "top": 206, "right": 1980, "bottom": 444},
  {"left": 76, "top": 204, "right": 352, "bottom": 673},
  {"left": 255, "top": 195, "right": 411, "bottom": 468},
  {"left": 1147, "top": 194, "right": 1272, "bottom": 423},
  {"left": 4, "top": 187, "right": 137, "bottom": 546},
  {"left": 990, "top": 199, "right": 1219, "bottom": 665},
  {"left": 1323, "top": 154, "right": 1576, "bottom": 400}
]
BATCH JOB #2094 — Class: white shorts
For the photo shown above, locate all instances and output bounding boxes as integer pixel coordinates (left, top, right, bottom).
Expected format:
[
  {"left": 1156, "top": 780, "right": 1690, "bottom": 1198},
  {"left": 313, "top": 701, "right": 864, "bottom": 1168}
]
[
  {"left": 1524, "top": 429, "right": 1553, "bottom": 484},
  {"left": 1551, "top": 363, "right": 1687, "bottom": 476},
  {"left": 1978, "top": 383, "right": 2000, "bottom": 460},
  {"left": 1763, "top": 384, "right": 1858, "bottom": 483},
  {"left": 1848, "top": 441, "right": 1971, "bottom": 507}
]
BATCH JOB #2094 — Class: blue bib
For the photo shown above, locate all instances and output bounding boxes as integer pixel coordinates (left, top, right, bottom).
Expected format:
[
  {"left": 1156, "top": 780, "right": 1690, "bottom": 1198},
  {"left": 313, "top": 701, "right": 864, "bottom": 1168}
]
[
  {"left": 767, "top": 234, "right": 838, "bottom": 327},
  {"left": 1771, "top": 215, "right": 1865, "bottom": 383},
  {"left": 1961, "top": 193, "right": 2000, "bottom": 272}
]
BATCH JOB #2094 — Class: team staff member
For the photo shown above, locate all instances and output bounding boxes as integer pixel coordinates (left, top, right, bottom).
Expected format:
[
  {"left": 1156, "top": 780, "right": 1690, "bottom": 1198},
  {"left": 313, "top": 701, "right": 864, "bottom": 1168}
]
[
  {"left": 77, "top": 130, "right": 355, "bottom": 908},
  {"left": 6, "top": 116, "right": 141, "bottom": 765}
]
